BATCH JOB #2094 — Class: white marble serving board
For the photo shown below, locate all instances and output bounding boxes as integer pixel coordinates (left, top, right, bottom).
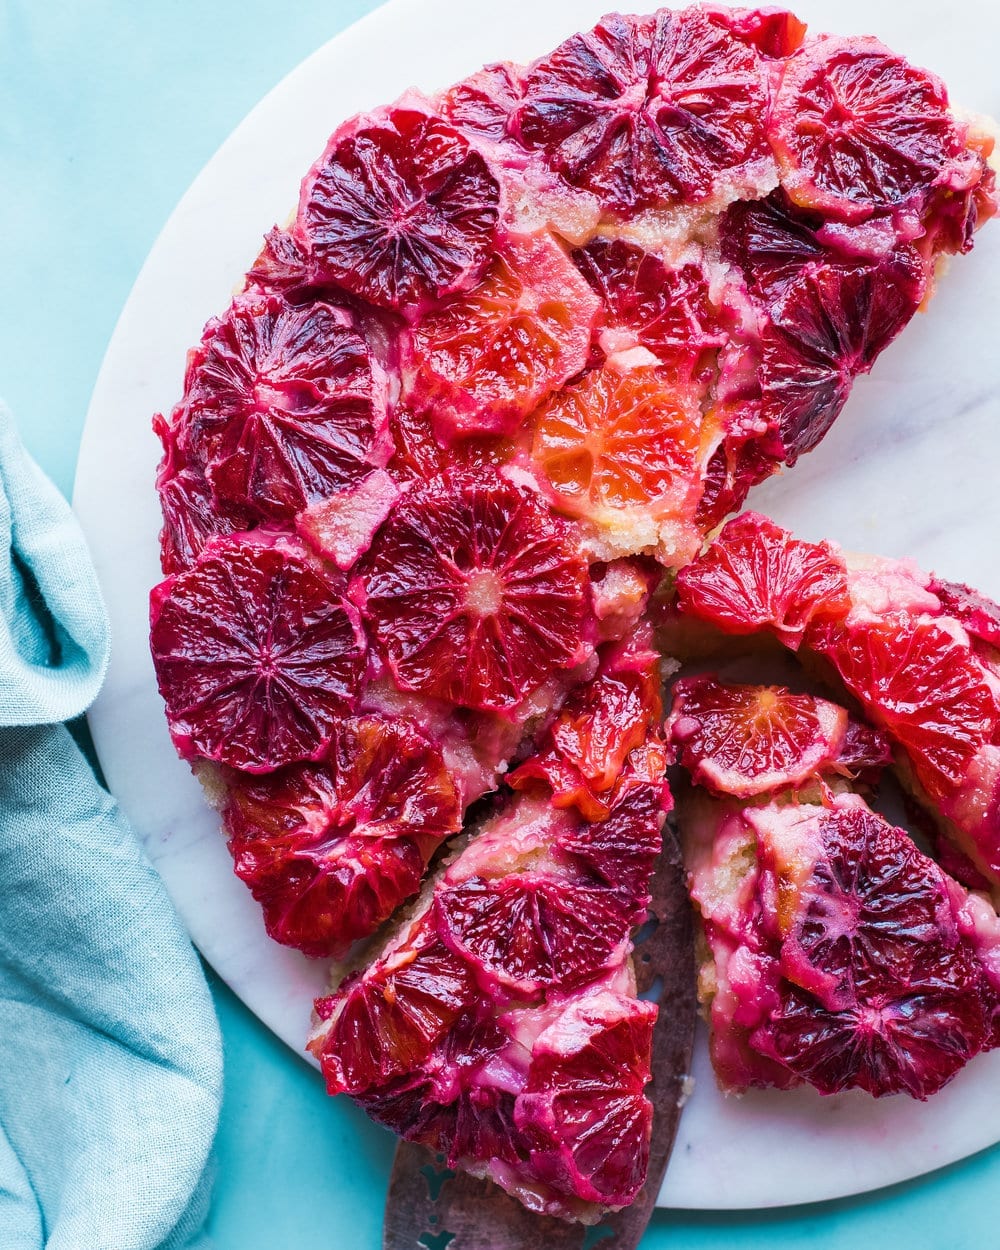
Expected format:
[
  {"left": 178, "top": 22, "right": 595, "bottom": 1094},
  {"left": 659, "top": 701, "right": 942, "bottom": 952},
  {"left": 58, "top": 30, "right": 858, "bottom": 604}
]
[{"left": 73, "top": 0, "right": 1000, "bottom": 1210}]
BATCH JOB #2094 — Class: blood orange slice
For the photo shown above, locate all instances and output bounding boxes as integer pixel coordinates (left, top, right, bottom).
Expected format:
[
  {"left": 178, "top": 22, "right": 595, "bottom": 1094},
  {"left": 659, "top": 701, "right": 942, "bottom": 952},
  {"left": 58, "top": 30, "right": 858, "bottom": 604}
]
[
  {"left": 223, "top": 715, "right": 461, "bottom": 956},
  {"left": 759, "top": 803, "right": 962, "bottom": 1009},
  {"left": 509, "top": 626, "right": 664, "bottom": 821},
  {"left": 837, "top": 718, "right": 894, "bottom": 779},
  {"left": 355, "top": 1009, "right": 526, "bottom": 1165},
  {"left": 517, "top": 992, "right": 656, "bottom": 1208},
  {"left": 150, "top": 534, "right": 365, "bottom": 771},
  {"left": 711, "top": 5, "right": 806, "bottom": 59},
  {"left": 667, "top": 677, "right": 849, "bottom": 798},
  {"left": 930, "top": 578, "right": 1000, "bottom": 651},
  {"left": 515, "top": 8, "right": 770, "bottom": 213},
  {"left": 300, "top": 108, "right": 501, "bottom": 312},
  {"left": 759, "top": 256, "right": 923, "bottom": 461},
  {"left": 554, "top": 774, "right": 667, "bottom": 898},
  {"left": 759, "top": 975, "right": 986, "bottom": 1100},
  {"left": 357, "top": 1067, "right": 526, "bottom": 1172},
  {"left": 385, "top": 404, "right": 514, "bottom": 484},
  {"left": 313, "top": 933, "right": 477, "bottom": 1093},
  {"left": 153, "top": 414, "right": 250, "bottom": 574},
  {"left": 180, "top": 292, "right": 388, "bottom": 521},
  {"left": 402, "top": 231, "right": 599, "bottom": 439},
  {"left": 812, "top": 615, "right": 1000, "bottom": 803},
  {"left": 674, "top": 511, "right": 850, "bottom": 646},
  {"left": 693, "top": 424, "right": 776, "bottom": 531},
  {"left": 531, "top": 363, "right": 702, "bottom": 552},
  {"left": 245, "top": 226, "right": 312, "bottom": 295},
  {"left": 572, "top": 237, "right": 724, "bottom": 379},
  {"left": 720, "top": 190, "right": 829, "bottom": 297},
  {"left": 385, "top": 404, "right": 449, "bottom": 482},
  {"left": 721, "top": 193, "right": 927, "bottom": 464},
  {"left": 768, "top": 36, "right": 968, "bottom": 222},
  {"left": 442, "top": 62, "right": 524, "bottom": 145},
  {"left": 435, "top": 1083, "right": 524, "bottom": 1171},
  {"left": 356, "top": 472, "right": 591, "bottom": 712},
  {"left": 437, "top": 875, "right": 631, "bottom": 996},
  {"left": 921, "top": 148, "right": 998, "bottom": 260}
]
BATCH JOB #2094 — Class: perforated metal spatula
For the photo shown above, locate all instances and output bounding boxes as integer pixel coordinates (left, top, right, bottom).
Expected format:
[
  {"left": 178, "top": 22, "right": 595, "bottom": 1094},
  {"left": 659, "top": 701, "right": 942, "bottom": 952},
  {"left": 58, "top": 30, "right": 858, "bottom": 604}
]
[{"left": 382, "top": 828, "right": 696, "bottom": 1250}]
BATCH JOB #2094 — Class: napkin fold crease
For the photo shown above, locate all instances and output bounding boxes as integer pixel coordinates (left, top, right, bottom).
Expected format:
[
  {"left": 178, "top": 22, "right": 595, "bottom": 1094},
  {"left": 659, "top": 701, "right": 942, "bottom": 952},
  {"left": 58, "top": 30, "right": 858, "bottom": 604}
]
[{"left": 0, "top": 405, "right": 223, "bottom": 1250}]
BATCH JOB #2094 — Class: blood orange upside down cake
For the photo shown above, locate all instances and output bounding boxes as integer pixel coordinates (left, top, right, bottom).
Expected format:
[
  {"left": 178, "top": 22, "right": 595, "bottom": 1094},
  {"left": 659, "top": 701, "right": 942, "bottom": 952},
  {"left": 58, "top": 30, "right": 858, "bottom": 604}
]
[{"left": 149, "top": 3, "right": 999, "bottom": 1223}]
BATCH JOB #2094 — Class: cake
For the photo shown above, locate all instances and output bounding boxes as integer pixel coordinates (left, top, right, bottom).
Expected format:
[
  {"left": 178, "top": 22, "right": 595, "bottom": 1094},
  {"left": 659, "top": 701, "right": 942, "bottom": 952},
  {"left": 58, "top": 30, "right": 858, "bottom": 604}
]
[{"left": 148, "top": 4, "right": 998, "bottom": 1222}]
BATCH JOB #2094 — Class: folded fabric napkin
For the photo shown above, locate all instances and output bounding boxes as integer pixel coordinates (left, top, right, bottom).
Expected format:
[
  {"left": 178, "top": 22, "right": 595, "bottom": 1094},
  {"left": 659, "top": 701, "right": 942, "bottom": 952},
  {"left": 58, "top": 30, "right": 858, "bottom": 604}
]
[{"left": 0, "top": 405, "right": 223, "bottom": 1249}]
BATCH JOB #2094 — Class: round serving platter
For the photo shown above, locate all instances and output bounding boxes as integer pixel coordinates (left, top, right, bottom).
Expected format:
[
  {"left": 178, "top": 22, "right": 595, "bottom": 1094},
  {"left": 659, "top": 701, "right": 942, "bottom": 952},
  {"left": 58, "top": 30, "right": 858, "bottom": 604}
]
[{"left": 73, "top": 0, "right": 1000, "bottom": 1210}]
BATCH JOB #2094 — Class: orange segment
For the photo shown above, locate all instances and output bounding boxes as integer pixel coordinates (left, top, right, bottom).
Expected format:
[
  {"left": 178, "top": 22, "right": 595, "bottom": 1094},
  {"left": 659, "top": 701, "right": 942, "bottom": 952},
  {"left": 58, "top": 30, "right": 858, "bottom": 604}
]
[
  {"left": 812, "top": 616, "right": 1000, "bottom": 803},
  {"left": 667, "top": 676, "right": 850, "bottom": 798},
  {"left": 403, "top": 231, "right": 599, "bottom": 439},
  {"left": 531, "top": 365, "right": 703, "bottom": 553},
  {"left": 768, "top": 37, "right": 968, "bottom": 223}
]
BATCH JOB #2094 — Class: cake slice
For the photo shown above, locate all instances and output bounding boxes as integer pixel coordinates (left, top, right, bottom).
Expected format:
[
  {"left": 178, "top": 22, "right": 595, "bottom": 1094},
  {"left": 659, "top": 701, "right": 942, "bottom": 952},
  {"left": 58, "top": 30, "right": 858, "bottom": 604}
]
[
  {"left": 666, "top": 676, "right": 1000, "bottom": 1098},
  {"left": 667, "top": 512, "right": 1000, "bottom": 892},
  {"left": 308, "top": 630, "right": 669, "bottom": 1220}
]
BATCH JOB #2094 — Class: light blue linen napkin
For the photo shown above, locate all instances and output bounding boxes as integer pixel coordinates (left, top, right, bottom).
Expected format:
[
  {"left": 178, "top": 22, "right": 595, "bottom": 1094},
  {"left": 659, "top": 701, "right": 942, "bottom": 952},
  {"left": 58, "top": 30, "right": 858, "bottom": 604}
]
[{"left": 0, "top": 405, "right": 223, "bottom": 1249}]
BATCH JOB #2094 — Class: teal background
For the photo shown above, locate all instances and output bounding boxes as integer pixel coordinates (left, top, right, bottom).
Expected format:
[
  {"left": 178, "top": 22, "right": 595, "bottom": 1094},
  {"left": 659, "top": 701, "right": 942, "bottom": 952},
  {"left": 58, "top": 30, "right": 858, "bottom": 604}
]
[{"left": 3, "top": 1, "right": 997, "bottom": 1244}]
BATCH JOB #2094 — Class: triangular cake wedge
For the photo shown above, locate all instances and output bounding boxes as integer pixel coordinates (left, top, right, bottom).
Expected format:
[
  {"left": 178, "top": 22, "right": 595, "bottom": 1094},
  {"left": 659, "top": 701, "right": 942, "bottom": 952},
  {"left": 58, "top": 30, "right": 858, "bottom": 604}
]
[
  {"left": 665, "top": 676, "right": 1000, "bottom": 1098},
  {"left": 308, "top": 627, "right": 669, "bottom": 1221},
  {"left": 666, "top": 512, "right": 1000, "bottom": 892}
]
